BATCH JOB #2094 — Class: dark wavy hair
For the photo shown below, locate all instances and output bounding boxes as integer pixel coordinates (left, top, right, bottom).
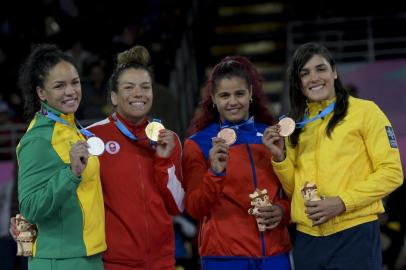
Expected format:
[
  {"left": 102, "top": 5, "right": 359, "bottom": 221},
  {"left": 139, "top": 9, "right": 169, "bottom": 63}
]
[
  {"left": 287, "top": 42, "right": 349, "bottom": 147},
  {"left": 18, "top": 43, "right": 78, "bottom": 121},
  {"left": 186, "top": 56, "right": 275, "bottom": 136}
]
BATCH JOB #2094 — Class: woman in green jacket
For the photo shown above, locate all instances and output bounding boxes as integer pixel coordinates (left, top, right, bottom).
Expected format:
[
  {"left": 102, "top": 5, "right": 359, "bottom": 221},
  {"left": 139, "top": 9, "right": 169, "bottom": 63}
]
[{"left": 17, "top": 44, "right": 106, "bottom": 270}]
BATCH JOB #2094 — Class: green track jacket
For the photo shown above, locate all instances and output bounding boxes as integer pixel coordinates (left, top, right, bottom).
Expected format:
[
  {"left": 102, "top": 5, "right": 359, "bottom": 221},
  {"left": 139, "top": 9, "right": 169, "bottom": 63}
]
[{"left": 17, "top": 103, "right": 106, "bottom": 258}]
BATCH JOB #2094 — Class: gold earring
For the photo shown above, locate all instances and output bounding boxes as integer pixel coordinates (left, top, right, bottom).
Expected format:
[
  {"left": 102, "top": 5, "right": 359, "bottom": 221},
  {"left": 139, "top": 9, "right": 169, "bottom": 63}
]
[
  {"left": 250, "top": 98, "right": 253, "bottom": 103},
  {"left": 212, "top": 103, "right": 216, "bottom": 108}
]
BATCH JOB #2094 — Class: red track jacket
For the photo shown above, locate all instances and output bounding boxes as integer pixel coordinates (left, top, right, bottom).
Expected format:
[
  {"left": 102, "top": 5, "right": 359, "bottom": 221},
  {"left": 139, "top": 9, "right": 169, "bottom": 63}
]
[
  {"left": 183, "top": 120, "right": 291, "bottom": 258},
  {"left": 88, "top": 113, "right": 184, "bottom": 270}
]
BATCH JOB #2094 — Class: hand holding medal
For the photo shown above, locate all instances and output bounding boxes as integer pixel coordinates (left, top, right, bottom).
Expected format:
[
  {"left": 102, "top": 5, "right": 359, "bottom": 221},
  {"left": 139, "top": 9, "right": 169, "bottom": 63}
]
[
  {"left": 208, "top": 128, "right": 236, "bottom": 174},
  {"left": 277, "top": 117, "right": 296, "bottom": 137},
  {"left": 87, "top": 136, "right": 105, "bottom": 156},
  {"left": 145, "top": 121, "right": 165, "bottom": 142},
  {"left": 262, "top": 123, "right": 287, "bottom": 162},
  {"left": 209, "top": 136, "right": 230, "bottom": 174},
  {"left": 146, "top": 121, "right": 176, "bottom": 158},
  {"left": 217, "top": 128, "right": 236, "bottom": 145}
]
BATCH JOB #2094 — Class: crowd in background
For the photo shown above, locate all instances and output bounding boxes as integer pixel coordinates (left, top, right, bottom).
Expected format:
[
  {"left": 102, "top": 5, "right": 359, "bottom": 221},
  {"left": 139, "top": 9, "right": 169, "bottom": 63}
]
[{"left": 0, "top": 1, "right": 405, "bottom": 270}]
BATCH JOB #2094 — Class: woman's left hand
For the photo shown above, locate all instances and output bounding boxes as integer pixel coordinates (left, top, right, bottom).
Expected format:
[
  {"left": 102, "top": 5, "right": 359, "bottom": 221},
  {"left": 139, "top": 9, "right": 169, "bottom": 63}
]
[
  {"left": 256, "top": 205, "right": 283, "bottom": 230},
  {"left": 156, "top": 129, "right": 176, "bottom": 158},
  {"left": 305, "top": 196, "right": 346, "bottom": 226}
]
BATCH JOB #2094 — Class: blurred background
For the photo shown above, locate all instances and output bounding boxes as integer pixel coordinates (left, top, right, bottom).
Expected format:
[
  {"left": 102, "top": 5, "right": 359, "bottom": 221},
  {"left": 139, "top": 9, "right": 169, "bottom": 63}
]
[{"left": 0, "top": 0, "right": 405, "bottom": 269}]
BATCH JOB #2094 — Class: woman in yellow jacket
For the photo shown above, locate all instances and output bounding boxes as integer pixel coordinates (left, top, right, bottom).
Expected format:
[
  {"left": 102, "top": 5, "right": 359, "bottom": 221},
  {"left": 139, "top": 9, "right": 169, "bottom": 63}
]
[{"left": 263, "top": 42, "right": 403, "bottom": 270}]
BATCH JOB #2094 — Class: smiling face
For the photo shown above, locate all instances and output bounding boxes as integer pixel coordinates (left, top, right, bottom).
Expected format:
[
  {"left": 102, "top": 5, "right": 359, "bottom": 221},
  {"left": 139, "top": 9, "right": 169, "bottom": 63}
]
[
  {"left": 111, "top": 68, "right": 153, "bottom": 124},
  {"left": 36, "top": 61, "right": 81, "bottom": 114},
  {"left": 299, "top": 54, "right": 337, "bottom": 102},
  {"left": 212, "top": 76, "right": 252, "bottom": 124}
]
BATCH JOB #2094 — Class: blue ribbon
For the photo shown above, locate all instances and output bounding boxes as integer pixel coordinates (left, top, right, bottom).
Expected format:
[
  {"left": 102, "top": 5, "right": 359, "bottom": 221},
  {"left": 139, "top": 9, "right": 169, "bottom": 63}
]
[
  {"left": 42, "top": 108, "right": 95, "bottom": 138},
  {"left": 220, "top": 116, "right": 254, "bottom": 131},
  {"left": 296, "top": 102, "right": 335, "bottom": 129},
  {"left": 111, "top": 113, "right": 138, "bottom": 141},
  {"left": 111, "top": 113, "right": 161, "bottom": 144}
]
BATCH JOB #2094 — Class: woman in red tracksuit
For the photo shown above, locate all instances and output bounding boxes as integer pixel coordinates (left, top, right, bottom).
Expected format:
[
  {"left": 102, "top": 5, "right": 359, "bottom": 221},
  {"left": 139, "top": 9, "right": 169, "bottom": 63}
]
[
  {"left": 182, "top": 56, "right": 292, "bottom": 270},
  {"left": 88, "top": 45, "right": 184, "bottom": 270}
]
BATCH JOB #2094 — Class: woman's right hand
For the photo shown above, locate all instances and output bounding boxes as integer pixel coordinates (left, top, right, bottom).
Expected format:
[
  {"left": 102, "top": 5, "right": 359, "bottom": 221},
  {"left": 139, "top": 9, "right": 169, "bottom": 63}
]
[
  {"left": 10, "top": 217, "right": 17, "bottom": 240},
  {"left": 209, "top": 137, "right": 229, "bottom": 174},
  {"left": 70, "top": 140, "right": 89, "bottom": 177},
  {"left": 262, "top": 125, "right": 286, "bottom": 162}
]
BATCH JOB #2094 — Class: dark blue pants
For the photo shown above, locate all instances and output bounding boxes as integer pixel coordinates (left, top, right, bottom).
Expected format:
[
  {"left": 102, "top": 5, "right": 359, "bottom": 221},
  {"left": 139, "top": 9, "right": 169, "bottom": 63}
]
[
  {"left": 292, "top": 221, "right": 382, "bottom": 270},
  {"left": 201, "top": 253, "right": 291, "bottom": 270},
  {"left": 0, "top": 236, "right": 28, "bottom": 270}
]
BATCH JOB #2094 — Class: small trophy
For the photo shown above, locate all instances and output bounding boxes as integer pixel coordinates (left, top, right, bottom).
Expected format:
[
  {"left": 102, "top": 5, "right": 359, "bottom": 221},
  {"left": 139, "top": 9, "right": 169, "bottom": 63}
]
[
  {"left": 248, "top": 189, "right": 273, "bottom": 232},
  {"left": 15, "top": 214, "right": 37, "bottom": 256},
  {"left": 301, "top": 181, "right": 322, "bottom": 201}
]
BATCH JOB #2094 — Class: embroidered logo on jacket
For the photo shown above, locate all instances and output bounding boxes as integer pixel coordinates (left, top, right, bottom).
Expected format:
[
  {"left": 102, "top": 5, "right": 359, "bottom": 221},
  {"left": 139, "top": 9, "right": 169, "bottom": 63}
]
[
  {"left": 105, "top": 141, "right": 120, "bottom": 154},
  {"left": 385, "top": 126, "right": 398, "bottom": 148}
]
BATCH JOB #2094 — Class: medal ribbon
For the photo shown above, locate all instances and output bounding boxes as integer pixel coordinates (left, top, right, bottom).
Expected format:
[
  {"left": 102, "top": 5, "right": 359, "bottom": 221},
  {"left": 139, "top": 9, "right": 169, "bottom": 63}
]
[
  {"left": 220, "top": 116, "right": 254, "bottom": 130},
  {"left": 296, "top": 102, "right": 335, "bottom": 129},
  {"left": 111, "top": 113, "right": 160, "bottom": 144},
  {"left": 111, "top": 113, "right": 138, "bottom": 141},
  {"left": 41, "top": 106, "right": 95, "bottom": 138}
]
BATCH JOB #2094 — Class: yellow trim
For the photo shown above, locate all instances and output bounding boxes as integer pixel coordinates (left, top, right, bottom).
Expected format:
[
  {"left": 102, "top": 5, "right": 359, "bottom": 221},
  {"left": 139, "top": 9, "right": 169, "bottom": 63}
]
[
  {"left": 76, "top": 155, "right": 106, "bottom": 254},
  {"left": 51, "top": 120, "right": 106, "bottom": 254}
]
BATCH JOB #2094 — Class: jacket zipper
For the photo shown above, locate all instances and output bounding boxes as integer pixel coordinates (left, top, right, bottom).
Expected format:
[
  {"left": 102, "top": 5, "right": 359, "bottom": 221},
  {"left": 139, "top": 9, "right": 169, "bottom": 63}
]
[
  {"left": 245, "top": 143, "right": 266, "bottom": 256},
  {"left": 137, "top": 151, "right": 151, "bottom": 270}
]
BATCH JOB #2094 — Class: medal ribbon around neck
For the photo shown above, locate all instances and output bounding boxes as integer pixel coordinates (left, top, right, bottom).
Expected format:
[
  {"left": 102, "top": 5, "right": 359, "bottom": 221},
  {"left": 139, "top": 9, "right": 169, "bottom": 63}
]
[
  {"left": 41, "top": 106, "right": 105, "bottom": 156},
  {"left": 296, "top": 101, "right": 335, "bottom": 129},
  {"left": 217, "top": 116, "right": 254, "bottom": 145},
  {"left": 111, "top": 113, "right": 139, "bottom": 141},
  {"left": 279, "top": 102, "right": 336, "bottom": 130},
  {"left": 220, "top": 116, "right": 254, "bottom": 130},
  {"left": 111, "top": 113, "right": 161, "bottom": 145}
]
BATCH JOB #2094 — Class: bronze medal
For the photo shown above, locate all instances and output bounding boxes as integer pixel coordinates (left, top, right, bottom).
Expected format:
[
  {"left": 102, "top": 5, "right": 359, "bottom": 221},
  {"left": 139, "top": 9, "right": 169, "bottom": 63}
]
[
  {"left": 278, "top": 117, "right": 296, "bottom": 137},
  {"left": 217, "top": 128, "right": 236, "bottom": 145},
  {"left": 145, "top": 122, "right": 165, "bottom": 142}
]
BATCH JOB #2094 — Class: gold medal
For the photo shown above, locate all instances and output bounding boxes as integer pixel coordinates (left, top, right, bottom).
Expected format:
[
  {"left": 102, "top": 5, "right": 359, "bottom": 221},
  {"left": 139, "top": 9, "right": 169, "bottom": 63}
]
[
  {"left": 278, "top": 117, "right": 295, "bottom": 137},
  {"left": 217, "top": 128, "right": 236, "bottom": 145},
  {"left": 145, "top": 122, "right": 165, "bottom": 142}
]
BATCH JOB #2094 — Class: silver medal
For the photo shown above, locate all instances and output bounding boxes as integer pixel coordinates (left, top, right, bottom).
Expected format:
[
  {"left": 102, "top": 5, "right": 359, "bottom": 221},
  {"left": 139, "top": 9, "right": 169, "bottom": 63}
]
[{"left": 87, "top": 136, "right": 105, "bottom": 156}]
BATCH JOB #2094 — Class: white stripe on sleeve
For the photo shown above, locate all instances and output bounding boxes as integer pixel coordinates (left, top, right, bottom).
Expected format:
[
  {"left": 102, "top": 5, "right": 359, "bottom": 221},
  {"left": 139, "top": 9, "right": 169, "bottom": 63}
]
[{"left": 167, "top": 165, "right": 185, "bottom": 212}]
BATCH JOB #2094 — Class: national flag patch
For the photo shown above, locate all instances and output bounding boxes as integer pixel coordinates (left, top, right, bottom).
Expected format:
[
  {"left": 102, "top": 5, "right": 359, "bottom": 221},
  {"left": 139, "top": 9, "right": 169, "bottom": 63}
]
[{"left": 385, "top": 126, "right": 398, "bottom": 148}]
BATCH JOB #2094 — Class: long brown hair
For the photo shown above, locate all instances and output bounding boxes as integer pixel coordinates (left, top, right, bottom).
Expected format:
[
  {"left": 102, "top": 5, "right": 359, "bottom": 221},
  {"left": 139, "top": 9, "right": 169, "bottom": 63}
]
[{"left": 287, "top": 42, "right": 349, "bottom": 147}]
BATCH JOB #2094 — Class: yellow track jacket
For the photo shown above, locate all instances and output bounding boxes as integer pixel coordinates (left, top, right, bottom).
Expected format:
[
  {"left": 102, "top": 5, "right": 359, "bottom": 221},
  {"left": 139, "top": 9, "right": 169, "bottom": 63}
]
[{"left": 272, "top": 96, "right": 403, "bottom": 236}]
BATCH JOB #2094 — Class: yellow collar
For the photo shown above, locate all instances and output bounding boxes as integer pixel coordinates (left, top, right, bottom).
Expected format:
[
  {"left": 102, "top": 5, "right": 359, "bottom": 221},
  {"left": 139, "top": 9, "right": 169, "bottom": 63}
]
[{"left": 307, "top": 97, "right": 336, "bottom": 116}]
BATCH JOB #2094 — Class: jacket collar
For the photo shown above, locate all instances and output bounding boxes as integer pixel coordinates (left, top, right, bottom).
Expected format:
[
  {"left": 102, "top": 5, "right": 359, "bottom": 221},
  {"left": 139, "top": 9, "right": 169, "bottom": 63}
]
[
  {"left": 114, "top": 112, "right": 148, "bottom": 135},
  {"left": 40, "top": 102, "right": 75, "bottom": 126},
  {"left": 219, "top": 116, "right": 255, "bottom": 132},
  {"left": 307, "top": 97, "right": 336, "bottom": 117}
]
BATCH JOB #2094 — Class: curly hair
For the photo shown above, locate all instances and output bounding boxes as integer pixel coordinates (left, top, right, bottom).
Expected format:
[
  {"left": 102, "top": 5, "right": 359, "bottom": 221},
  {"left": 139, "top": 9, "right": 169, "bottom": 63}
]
[
  {"left": 18, "top": 43, "right": 77, "bottom": 121},
  {"left": 186, "top": 56, "right": 275, "bottom": 136}
]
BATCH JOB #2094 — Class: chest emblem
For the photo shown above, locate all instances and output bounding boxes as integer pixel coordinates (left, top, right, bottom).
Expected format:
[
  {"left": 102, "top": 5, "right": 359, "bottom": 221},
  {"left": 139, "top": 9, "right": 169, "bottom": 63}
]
[{"left": 105, "top": 141, "right": 120, "bottom": 154}]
